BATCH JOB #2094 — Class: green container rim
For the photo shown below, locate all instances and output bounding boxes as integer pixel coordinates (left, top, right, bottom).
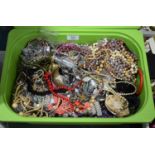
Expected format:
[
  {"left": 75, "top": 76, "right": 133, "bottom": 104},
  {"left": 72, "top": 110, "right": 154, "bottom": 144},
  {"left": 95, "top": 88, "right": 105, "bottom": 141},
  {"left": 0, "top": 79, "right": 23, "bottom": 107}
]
[{"left": 0, "top": 27, "right": 154, "bottom": 124}]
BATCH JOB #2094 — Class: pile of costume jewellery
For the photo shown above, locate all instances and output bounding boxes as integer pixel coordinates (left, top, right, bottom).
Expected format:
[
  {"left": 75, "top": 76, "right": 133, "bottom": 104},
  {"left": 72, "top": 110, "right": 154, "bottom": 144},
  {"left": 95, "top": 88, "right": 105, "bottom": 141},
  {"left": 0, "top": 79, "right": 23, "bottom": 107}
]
[{"left": 11, "top": 38, "right": 142, "bottom": 117}]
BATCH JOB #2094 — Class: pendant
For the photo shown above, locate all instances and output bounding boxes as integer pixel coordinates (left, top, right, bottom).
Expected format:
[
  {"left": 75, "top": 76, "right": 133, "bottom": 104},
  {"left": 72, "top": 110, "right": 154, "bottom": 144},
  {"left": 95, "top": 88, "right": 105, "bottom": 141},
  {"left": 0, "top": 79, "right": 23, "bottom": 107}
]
[{"left": 105, "top": 94, "right": 130, "bottom": 117}]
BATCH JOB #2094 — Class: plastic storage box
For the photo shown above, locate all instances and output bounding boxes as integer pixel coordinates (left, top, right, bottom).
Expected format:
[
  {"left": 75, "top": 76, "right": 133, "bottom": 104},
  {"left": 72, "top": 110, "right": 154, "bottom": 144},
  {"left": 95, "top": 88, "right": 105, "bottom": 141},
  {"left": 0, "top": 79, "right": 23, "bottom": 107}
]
[{"left": 0, "top": 26, "right": 154, "bottom": 124}]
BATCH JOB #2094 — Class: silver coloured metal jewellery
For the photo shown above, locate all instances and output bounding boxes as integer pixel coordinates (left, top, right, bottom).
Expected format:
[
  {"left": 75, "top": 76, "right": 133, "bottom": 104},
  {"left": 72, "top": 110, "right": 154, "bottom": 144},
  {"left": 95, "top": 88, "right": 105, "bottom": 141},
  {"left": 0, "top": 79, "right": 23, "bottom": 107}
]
[{"left": 11, "top": 38, "right": 140, "bottom": 117}]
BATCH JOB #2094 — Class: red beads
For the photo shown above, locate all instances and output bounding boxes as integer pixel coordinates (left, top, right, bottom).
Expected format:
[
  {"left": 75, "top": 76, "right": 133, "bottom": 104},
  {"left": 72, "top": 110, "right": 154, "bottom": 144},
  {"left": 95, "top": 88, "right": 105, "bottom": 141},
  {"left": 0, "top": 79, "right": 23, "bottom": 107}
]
[
  {"left": 74, "top": 100, "right": 80, "bottom": 106},
  {"left": 44, "top": 72, "right": 71, "bottom": 103},
  {"left": 47, "top": 104, "right": 53, "bottom": 111},
  {"left": 44, "top": 71, "right": 89, "bottom": 114}
]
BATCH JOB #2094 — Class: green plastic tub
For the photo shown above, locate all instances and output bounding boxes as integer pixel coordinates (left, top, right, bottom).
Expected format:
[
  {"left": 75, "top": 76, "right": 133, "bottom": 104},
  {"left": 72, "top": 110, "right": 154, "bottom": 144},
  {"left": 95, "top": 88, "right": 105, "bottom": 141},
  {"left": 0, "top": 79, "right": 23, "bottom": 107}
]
[{"left": 0, "top": 26, "right": 154, "bottom": 124}]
